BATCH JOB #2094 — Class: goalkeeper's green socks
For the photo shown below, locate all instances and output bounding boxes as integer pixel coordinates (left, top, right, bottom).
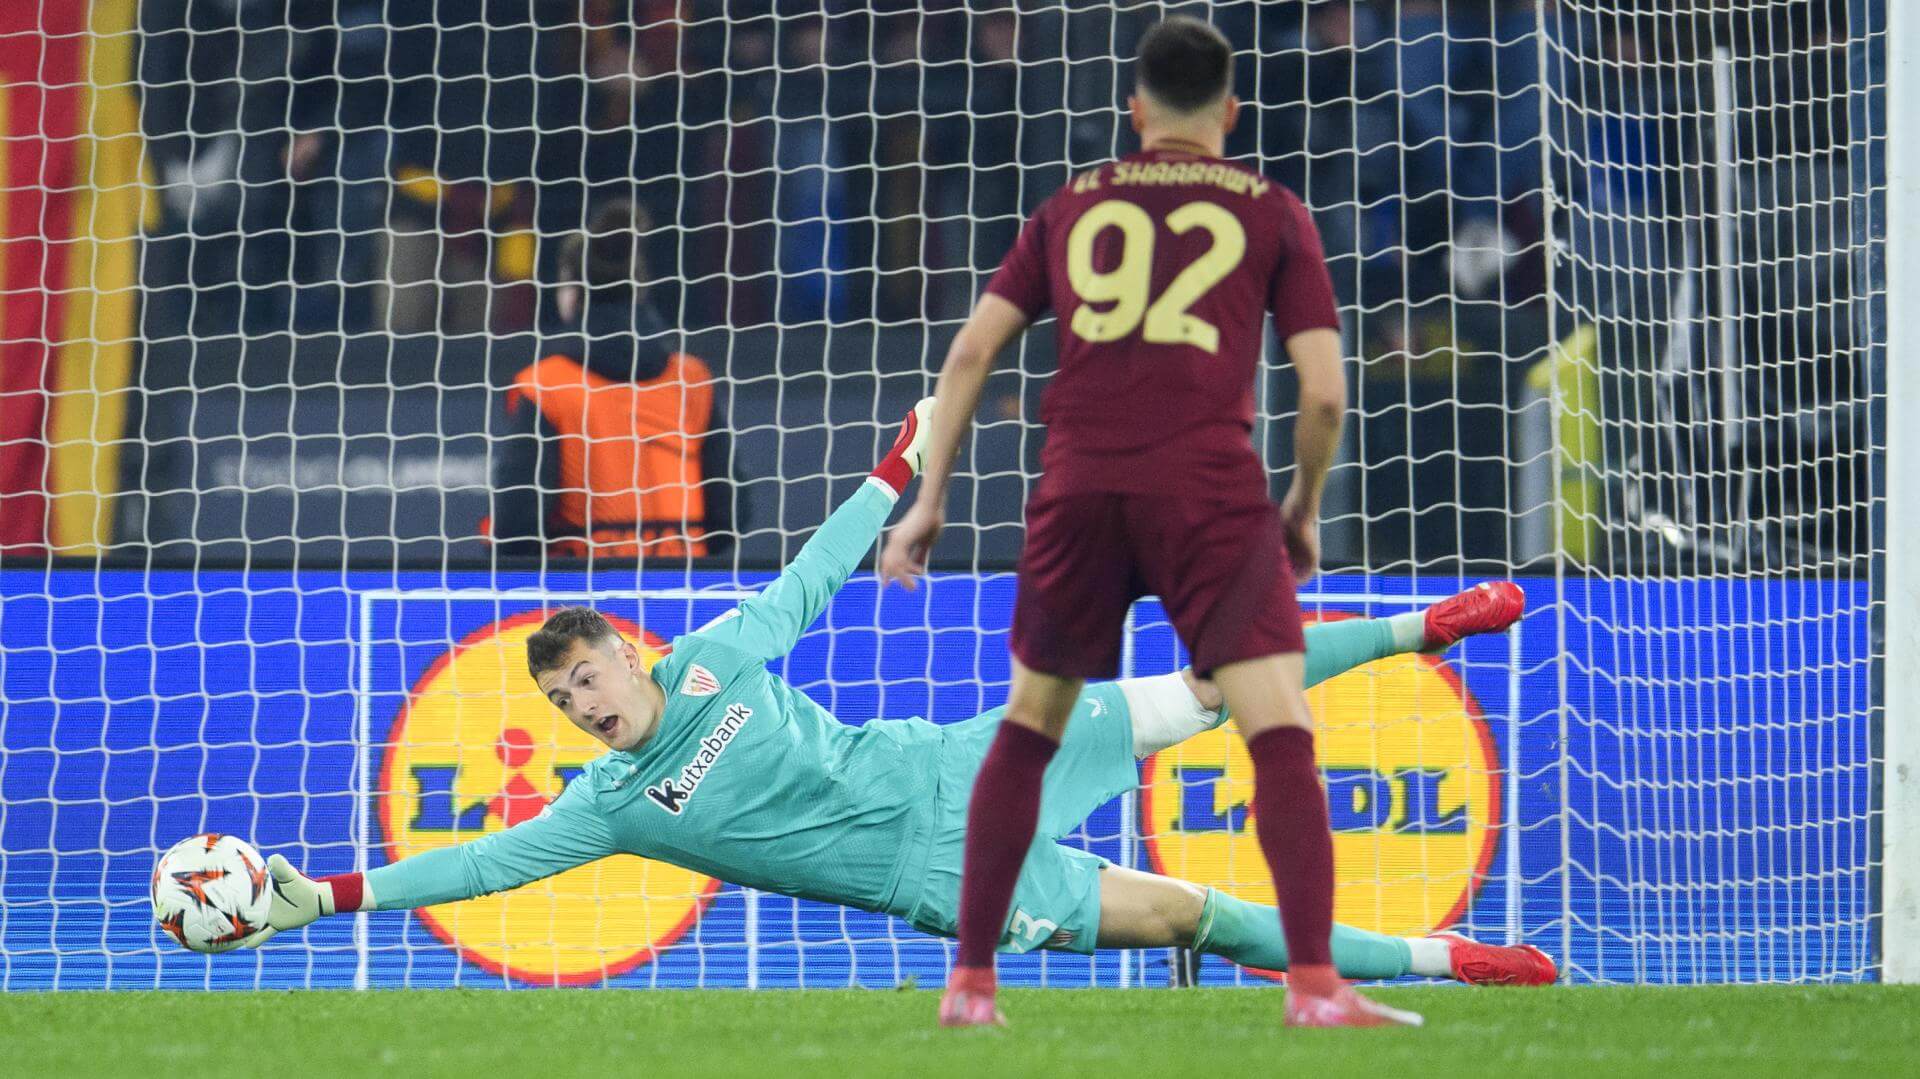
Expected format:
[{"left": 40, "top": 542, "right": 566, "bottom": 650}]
[
  {"left": 1191, "top": 888, "right": 1450, "bottom": 980},
  {"left": 1299, "top": 613, "right": 1428, "bottom": 690},
  {"left": 1157, "top": 612, "right": 1431, "bottom": 731}
]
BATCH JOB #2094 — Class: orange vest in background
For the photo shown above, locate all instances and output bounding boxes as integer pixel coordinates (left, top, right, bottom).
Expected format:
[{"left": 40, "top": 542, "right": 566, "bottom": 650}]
[{"left": 508, "top": 352, "right": 714, "bottom": 559}]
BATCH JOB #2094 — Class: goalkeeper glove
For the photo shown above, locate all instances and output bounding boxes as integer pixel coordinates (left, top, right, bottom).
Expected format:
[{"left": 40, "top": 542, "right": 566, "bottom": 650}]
[
  {"left": 241, "top": 855, "right": 368, "bottom": 948},
  {"left": 869, "top": 397, "right": 936, "bottom": 497}
]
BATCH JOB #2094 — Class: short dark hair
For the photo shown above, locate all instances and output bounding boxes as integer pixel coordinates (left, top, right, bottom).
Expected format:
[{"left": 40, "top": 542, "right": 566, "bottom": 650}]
[
  {"left": 526, "top": 607, "right": 622, "bottom": 678},
  {"left": 1135, "top": 16, "right": 1233, "bottom": 113},
  {"left": 557, "top": 199, "right": 649, "bottom": 293}
]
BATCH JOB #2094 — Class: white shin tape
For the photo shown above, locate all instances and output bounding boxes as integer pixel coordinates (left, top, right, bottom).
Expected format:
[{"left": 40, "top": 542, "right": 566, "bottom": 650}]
[{"left": 1117, "top": 672, "right": 1230, "bottom": 759}]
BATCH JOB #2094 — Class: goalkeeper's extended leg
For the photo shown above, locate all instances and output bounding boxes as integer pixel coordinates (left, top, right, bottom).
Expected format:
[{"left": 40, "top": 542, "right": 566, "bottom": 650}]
[
  {"left": 1182, "top": 582, "right": 1523, "bottom": 1028},
  {"left": 1121, "top": 582, "right": 1527, "bottom": 759},
  {"left": 1095, "top": 866, "right": 1556, "bottom": 986}
]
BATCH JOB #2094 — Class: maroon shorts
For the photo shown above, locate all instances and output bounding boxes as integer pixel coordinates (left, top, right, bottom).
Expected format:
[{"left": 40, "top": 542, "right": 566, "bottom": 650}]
[{"left": 1009, "top": 491, "right": 1306, "bottom": 680}]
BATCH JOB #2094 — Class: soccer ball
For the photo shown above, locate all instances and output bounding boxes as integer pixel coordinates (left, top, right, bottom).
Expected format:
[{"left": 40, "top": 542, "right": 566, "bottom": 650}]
[{"left": 151, "top": 833, "right": 272, "bottom": 953}]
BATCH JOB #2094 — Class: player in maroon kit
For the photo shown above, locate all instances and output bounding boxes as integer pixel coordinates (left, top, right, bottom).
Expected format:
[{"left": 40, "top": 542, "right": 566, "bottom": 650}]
[{"left": 881, "top": 17, "right": 1429, "bottom": 1028}]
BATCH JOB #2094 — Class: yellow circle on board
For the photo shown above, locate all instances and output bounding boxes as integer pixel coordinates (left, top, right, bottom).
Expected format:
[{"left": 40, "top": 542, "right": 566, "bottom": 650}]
[{"left": 1142, "top": 627, "right": 1500, "bottom": 942}]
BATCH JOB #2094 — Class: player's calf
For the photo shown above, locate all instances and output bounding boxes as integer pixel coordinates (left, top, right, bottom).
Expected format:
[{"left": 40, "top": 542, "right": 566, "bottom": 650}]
[
  {"left": 944, "top": 664, "right": 1078, "bottom": 1027},
  {"left": 1180, "top": 884, "right": 1556, "bottom": 989}
]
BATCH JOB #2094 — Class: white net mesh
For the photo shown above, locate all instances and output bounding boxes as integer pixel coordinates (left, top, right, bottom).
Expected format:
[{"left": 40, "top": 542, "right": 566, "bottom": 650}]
[
  {"left": 0, "top": 0, "right": 1886, "bottom": 989},
  {"left": 1536, "top": 1, "right": 1881, "bottom": 982}
]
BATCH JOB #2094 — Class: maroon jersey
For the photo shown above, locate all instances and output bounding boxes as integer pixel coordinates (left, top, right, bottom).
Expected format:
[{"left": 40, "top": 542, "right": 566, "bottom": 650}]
[{"left": 985, "top": 148, "right": 1338, "bottom": 501}]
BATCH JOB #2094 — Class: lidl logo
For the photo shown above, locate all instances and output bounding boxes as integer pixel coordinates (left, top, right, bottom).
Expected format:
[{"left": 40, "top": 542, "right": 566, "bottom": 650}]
[
  {"left": 1142, "top": 616, "right": 1500, "bottom": 952},
  {"left": 377, "top": 611, "right": 720, "bottom": 984}
]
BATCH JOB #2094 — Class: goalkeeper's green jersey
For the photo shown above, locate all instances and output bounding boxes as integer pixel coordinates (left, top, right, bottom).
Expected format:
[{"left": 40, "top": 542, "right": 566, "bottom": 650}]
[{"left": 366, "top": 479, "right": 953, "bottom": 920}]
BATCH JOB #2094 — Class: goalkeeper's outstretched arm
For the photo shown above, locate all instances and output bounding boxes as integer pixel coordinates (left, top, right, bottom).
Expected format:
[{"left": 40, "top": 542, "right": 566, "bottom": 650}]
[
  {"left": 243, "top": 786, "right": 617, "bottom": 946},
  {"left": 693, "top": 397, "right": 934, "bottom": 664},
  {"left": 880, "top": 297, "right": 1028, "bottom": 587}
]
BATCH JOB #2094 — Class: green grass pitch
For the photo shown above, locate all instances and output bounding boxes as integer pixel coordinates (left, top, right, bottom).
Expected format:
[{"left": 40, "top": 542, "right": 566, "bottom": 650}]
[{"left": 4, "top": 985, "right": 1914, "bottom": 1077}]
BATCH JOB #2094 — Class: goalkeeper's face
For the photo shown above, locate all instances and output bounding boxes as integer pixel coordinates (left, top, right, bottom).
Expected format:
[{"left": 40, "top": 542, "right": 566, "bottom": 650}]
[{"left": 534, "top": 635, "right": 661, "bottom": 752}]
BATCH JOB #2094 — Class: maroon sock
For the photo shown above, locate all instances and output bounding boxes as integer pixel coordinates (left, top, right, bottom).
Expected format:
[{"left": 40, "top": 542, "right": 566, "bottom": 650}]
[
  {"left": 1246, "top": 726, "right": 1335, "bottom": 969},
  {"left": 321, "top": 872, "right": 366, "bottom": 913},
  {"left": 954, "top": 722, "right": 1059, "bottom": 970}
]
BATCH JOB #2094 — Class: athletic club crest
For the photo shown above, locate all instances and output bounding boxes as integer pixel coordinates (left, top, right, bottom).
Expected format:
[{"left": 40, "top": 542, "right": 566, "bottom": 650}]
[{"left": 679, "top": 664, "right": 720, "bottom": 698}]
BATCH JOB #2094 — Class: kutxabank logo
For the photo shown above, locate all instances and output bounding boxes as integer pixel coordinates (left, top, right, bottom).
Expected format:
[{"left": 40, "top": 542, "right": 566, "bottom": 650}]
[
  {"left": 376, "top": 611, "right": 720, "bottom": 985},
  {"left": 1142, "top": 618, "right": 1501, "bottom": 963}
]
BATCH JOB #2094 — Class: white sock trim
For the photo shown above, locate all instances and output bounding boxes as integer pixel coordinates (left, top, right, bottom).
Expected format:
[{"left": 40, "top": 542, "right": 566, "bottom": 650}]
[
  {"left": 1387, "top": 611, "right": 1428, "bottom": 652},
  {"left": 863, "top": 475, "right": 902, "bottom": 502},
  {"left": 1404, "top": 935, "right": 1453, "bottom": 978},
  {"left": 1118, "top": 673, "right": 1229, "bottom": 759}
]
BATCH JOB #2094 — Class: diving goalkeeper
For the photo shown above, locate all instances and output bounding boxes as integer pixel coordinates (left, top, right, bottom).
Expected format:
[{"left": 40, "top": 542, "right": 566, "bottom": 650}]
[{"left": 240, "top": 400, "right": 1551, "bottom": 986}]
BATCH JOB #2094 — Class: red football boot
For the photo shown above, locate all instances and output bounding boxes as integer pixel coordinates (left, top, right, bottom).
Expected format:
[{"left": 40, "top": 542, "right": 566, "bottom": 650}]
[
  {"left": 1429, "top": 932, "right": 1559, "bottom": 986},
  {"left": 938, "top": 966, "right": 1006, "bottom": 1028},
  {"left": 1282, "top": 966, "right": 1424, "bottom": 1028},
  {"left": 1423, "top": 581, "right": 1527, "bottom": 650}
]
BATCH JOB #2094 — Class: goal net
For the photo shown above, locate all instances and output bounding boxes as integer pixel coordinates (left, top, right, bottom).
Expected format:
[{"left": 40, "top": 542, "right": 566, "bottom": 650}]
[
  {"left": 0, "top": 0, "right": 1886, "bottom": 989},
  {"left": 1534, "top": 0, "right": 1882, "bottom": 984}
]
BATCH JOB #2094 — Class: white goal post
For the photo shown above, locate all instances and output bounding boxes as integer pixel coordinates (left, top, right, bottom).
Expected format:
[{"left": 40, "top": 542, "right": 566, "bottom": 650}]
[{"left": 1878, "top": 0, "right": 1919, "bottom": 985}]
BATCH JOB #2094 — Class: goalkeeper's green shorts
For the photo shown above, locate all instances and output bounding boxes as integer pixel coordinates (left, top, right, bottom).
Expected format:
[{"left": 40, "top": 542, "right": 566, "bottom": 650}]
[{"left": 898, "top": 682, "right": 1140, "bottom": 956}]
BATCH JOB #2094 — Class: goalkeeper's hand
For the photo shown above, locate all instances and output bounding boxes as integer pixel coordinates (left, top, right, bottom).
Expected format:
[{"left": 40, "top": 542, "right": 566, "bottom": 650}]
[{"left": 241, "top": 854, "right": 338, "bottom": 948}]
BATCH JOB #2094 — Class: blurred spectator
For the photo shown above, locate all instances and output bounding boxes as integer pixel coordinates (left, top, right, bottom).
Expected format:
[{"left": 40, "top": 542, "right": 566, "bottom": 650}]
[
  {"left": 555, "top": 3, "right": 689, "bottom": 309},
  {"left": 916, "top": 8, "right": 1023, "bottom": 322},
  {"left": 138, "top": 0, "right": 333, "bottom": 338},
  {"left": 284, "top": 0, "right": 394, "bottom": 333},
  {"left": 705, "top": 13, "right": 863, "bottom": 326},
  {"left": 769, "top": 16, "right": 852, "bottom": 323},
  {"left": 384, "top": 171, "right": 510, "bottom": 336},
  {"left": 489, "top": 200, "right": 736, "bottom": 560},
  {"left": 1292, "top": 2, "right": 1414, "bottom": 311},
  {"left": 871, "top": 15, "right": 931, "bottom": 321},
  {"left": 377, "top": 0, "right": 575, "bottom": 336}
]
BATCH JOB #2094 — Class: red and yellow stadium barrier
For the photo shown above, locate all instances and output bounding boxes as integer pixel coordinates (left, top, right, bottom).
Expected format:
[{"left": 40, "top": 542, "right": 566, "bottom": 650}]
[{"left": 0, "top": 0, "right": 145, "bottom": 556}]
